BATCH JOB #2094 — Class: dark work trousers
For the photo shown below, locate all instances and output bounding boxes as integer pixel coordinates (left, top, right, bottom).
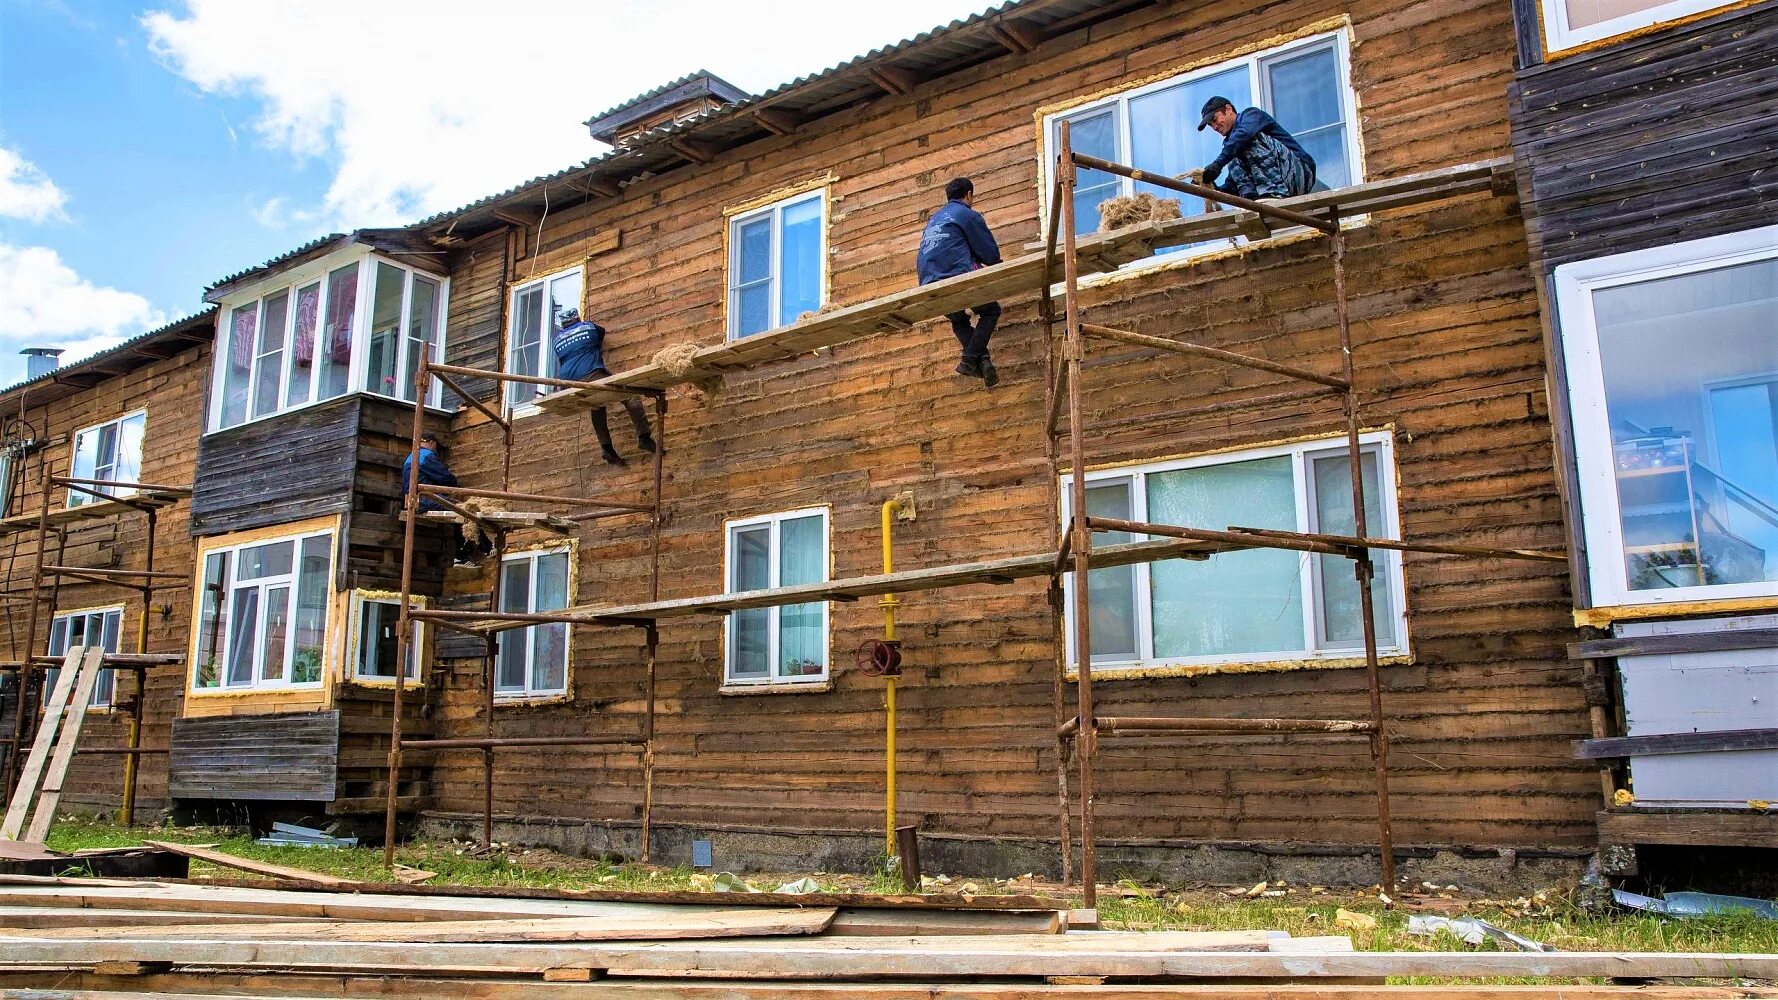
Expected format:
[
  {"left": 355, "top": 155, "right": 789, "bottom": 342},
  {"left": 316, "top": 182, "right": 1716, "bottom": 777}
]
[
  {"left": 946, "top": 301, "right": 1001, "bottom": 364},
  {"left": 586, "top": 366, "right": 654, "bottom": 454}
]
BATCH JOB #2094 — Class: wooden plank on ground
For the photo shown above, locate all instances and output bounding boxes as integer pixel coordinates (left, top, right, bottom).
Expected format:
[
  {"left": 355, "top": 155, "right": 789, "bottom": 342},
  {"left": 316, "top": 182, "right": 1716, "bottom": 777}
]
[
  {"left": 13, "top": 908, "right": 840, "bottom": 943},
  {"left": 828, "top": 907, "right": 1060, "bottom": 936},
  {"left": 140, "top": 842, "right": 362, "bottom": 889},
  {"left": 0, "top": 906, "right": 339, "bottom": 929},
  {"left": 22, "top": 647, "right": 107, "bottom": 842},
  {"left": 0, "top": 650, "right": 83, "bottom": 840}
]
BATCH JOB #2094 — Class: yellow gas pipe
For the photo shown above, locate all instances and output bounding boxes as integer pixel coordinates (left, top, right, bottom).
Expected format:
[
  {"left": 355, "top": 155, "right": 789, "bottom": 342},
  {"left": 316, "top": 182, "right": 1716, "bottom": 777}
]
[{"left": 880, "top": 496, "right": 903, "bottom": 856}]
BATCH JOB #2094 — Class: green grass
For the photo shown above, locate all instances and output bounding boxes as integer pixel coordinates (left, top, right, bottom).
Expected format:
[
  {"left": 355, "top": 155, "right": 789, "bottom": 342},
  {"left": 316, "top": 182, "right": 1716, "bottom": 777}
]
[{"left": 45, "top": 816, "right": 1778, "bottom": 968}]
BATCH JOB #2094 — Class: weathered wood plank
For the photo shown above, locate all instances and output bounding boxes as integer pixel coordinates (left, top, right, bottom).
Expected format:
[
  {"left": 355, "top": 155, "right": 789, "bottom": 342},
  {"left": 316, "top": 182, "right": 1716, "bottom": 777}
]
[
  {"left": 1568, "top": 629, "right": 1778, "bottom": 660},
  {"left": 1575, "top": 729, "right": 1778, "bottom": 760}
]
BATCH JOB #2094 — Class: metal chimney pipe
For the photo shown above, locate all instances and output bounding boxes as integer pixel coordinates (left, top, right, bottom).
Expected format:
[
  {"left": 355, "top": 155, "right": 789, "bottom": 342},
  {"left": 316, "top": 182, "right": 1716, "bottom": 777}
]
[{"left": 20, "top": 348, "right": 62, "bottom": 380}]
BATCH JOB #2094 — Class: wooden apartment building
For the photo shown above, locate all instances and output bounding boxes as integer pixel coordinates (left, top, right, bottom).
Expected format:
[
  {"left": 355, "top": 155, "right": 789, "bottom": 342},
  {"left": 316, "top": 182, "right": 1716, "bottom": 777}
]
[{"left": 7, "top": 0, "right": 1770, "bottom": 885}]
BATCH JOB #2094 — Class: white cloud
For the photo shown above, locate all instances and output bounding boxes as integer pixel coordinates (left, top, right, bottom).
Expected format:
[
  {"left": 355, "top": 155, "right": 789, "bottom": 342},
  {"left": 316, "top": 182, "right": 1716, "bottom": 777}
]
[
  {"left": 142, "top": 0, "right": 992, "bottom": 229},
  {"left": 0, "top": 244, "right": 168, "bottom": 361},
  {"left": 0, "top": 146, "right": 69, "bottom": 223}
]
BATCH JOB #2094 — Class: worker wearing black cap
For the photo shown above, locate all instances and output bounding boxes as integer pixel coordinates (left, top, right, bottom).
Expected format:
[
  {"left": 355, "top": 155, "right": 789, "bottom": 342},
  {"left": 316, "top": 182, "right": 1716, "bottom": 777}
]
[{"left": 1196, "top": 97, "right": 1316, "bottom": 201}]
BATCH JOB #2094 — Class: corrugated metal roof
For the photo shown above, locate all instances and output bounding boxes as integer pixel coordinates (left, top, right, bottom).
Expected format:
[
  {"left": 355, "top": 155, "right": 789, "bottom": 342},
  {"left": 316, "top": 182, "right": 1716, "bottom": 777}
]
[
  {"left": 584, "top": 70, "right": 751, "bottom": 138},
  {"left": 0, "top": 308, "right": 217, "bottom": 403}
]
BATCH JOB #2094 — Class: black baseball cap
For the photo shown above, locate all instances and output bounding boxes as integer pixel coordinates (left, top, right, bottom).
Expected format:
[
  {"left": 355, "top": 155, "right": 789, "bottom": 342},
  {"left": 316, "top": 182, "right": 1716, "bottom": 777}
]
[{"left": 1197, "top": 96, "right": 1234, "bottom": 131}]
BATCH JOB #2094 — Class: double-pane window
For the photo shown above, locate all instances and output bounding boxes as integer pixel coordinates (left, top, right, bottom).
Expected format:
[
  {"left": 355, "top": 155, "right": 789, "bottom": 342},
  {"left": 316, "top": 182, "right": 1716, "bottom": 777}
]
[
  {"left": 46, "top": 607, "right": 122, "bottom": 708},
  {"left": 193, "top": 531, "right": 331, "bottom": 690},
  {"left": 725, "top": 509, "right": 829, "bottom": 685},
  {"left": 495, "top": 549, "right": 571, "bottom": 697},
  {"left": 354, "top": 594, "right": 421, "bottom": 681},
  {"left": 365, "top": 262, "right": 444, "bottom": 403},
  {"left": 1065, "top": 436, "right": 1404, "bottom": 670},
  {"left": 506, "top": 268, "right": 583, "bottom": 409},
  {"left": 69, "top": 411, "right": 145, "bottom": 507},
  {"left": 1047, "top": 32, "right": 1358, "bottom": 240},
  {"left": 727, "top": 191, "right": 825, "bottom": 340}
]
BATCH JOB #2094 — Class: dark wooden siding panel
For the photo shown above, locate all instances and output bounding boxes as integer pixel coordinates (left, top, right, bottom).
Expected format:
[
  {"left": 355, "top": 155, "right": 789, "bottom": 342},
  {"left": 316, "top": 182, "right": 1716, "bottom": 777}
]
[
  {"left": 169, "top": 710, "right": 339, "bottom": 801},
  {"left": 189, "top": 396, "right": 361, "bottom": 536},
  {"left": 345, "top": 395, "right": 454, "bottom": 593}
]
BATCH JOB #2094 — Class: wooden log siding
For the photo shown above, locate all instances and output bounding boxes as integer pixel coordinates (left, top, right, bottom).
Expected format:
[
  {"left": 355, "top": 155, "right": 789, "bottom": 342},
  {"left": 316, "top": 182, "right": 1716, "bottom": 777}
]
[
  {"left": 0, "top": 337, "right": 211, "bottom": 817},
  {"left": 168, "top": 711, "right": 340, "bottom": 801},
  {"left": 422, "top": 0, "right": 1593, "bottom": 852}
]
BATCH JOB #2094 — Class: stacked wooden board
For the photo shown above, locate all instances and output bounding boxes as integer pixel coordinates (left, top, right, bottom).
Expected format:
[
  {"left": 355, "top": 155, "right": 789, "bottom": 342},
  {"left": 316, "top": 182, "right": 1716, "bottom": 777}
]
[{"left": 0, "top": 875, "right": 1772, "bottom": 998}]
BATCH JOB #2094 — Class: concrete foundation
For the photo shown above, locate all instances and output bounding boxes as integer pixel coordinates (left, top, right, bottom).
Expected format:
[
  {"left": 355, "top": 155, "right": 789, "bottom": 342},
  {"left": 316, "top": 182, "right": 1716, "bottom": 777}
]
[{"left": 416, "top": 811, "right": 1588, "bottom": 895}]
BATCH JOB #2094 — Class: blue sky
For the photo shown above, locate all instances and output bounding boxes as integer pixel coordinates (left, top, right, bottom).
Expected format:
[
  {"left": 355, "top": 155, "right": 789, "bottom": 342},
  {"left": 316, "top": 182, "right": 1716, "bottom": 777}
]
[{"left": 0, "top": 0, "right": 990, "bottom": 387}]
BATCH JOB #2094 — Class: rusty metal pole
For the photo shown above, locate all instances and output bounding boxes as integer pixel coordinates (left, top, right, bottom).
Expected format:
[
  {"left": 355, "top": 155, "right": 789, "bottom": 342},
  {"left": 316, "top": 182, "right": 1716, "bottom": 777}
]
[
  {"left": 383, "top": 356, "right": 430, "bottom": 867},
  {"left": 1330, "top": 209, "right": 1396, "bottom": 895},
  {"left": 120, "top": 509, "right": 157, "bottom": 826},
  {"left": 1059, "top": 122, "right": 1099, "bottom": 912},
  {"left": 1038, "top": 172, "right": 1074, "bottom": 889},
  {"left": 641, "top": 394, "right": 665, "bottom": 864},
  {"left": 642, "top": 623, "right": 658, "bottom": 864}
]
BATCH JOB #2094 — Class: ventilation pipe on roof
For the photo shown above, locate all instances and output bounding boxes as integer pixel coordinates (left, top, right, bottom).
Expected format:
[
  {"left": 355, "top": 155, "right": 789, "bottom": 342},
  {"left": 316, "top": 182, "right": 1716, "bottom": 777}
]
[{"left": 20, "top": 348, "right": 62, "bottom": 380}]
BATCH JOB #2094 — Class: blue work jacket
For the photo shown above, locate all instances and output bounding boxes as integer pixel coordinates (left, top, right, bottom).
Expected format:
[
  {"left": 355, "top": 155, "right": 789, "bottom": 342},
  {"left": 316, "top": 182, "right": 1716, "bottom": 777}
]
[
  {"left": 916, "top": 200, "right": 1002, "bottom": 286},
  {"left": 553, "top": 319, "right": 608, "bottom": 381}
]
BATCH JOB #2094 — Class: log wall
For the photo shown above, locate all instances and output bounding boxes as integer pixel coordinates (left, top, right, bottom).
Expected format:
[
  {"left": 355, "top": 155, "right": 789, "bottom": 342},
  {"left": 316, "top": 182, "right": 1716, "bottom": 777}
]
[{"left": 422, "top": 0, "right": 1598, "bottom": 858}]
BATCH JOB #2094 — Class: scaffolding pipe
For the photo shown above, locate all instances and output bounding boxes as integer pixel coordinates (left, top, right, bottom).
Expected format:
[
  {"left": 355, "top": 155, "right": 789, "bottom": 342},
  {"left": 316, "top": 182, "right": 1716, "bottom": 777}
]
[
  {"left": 1078, "top": 322, "right": 1349, "bottom": 390},
  {"left": 383, "top": 355, "right": 429, "bottom": 867},
  {"left": 1070, "top": 152, "right": 1337, "bottom": 234},
  {"left": 1039, "top": 169, "right": 1073, "bottom": 888},
  {"left": 121, "top": 509, "right": 155, "bottom": 826},
  {"left": 420, "top": 484, "right": 653, "bottom": 512}
]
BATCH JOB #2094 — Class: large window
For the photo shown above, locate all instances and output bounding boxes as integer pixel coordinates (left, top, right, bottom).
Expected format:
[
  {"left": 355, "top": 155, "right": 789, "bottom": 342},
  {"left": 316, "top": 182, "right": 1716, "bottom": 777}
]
[
  {"left": 727, "top": 191, "right": 825, "bottom": 340},
  {"left": 68, "top": 411, "right": 145, "bottom": 508},
  {"left": 724, "top": 508, "right": 829, "bottom": 686},
  {"left": 1044, "top": 31, "right": 1359, "bottom": 242},
  {"left": 352, "top": 592, "right": 422, "bottom": 682},
  {"left": 193, "top": 530, "right": 332, "bottom": 690},
  {"left": 1555, "top": 226, "right": 1778, "bottom": 609},
  {"left": 495, "top": 548, "right": 571, "bottom": 698},
  {"left": 1064, "top": 435, "right": 1406, "bottom": 671},
  {"left": 506, "top": 267, "right": 583, "bottom": 409},
  {"left": 1541, "top": 0, "right": 1737, "bottom": 50},
  {"left": 211, "top": 252, "right": 446, "bottom": 431},
  {"left": 46, "top": 606, "right": 122, "bottom": 709}
]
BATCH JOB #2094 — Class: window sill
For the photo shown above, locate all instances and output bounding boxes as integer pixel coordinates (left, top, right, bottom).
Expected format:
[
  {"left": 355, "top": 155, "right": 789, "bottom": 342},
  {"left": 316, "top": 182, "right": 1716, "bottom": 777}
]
[
  {"left": 720, "top": 679, "right": 833, "bottom": 697},
  {"left": 494, "top": 692, "right": 573, "bottom": 708},
  {"left": 187, "top": 684, "right": 326, "bottom": 698},
  {"left": 1068, "top": 651, "right": 1413, "bottom": 681}
]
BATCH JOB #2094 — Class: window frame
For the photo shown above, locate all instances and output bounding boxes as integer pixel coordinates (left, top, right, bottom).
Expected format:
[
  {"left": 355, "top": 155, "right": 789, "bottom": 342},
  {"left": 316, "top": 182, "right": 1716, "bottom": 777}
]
[
  {"left": 1060, "top": 432, "right": 1408, "bottom": 673},
  {"left": 721, "top": 506, "right": 832, "bottom": 687},
  {"left": 493, "top": 546, "right": 573, "bottom": 700},
  {"left": 1553, "top": 224, "right": 1778, "bottom": 609},
  {"left": 189, "top": 527, "right": 335, "bottom": 692},
  {"left": 1038, "top": 28, "right": 1362, "bottom": 268},
  {"left": 46, "top": 604, "right": 124, "bottom": 710},
  {"left": 67, "top": 410, "right": 146, "bottom": 508},
  {"left": 725, "top": 189, "right": 829, "bottom": 342},
  {"left": 504, "top": 264, "right": 585, "bottom": 414},
  {"left": 207, "top": 249, "right": 449, "bottom": 434},
  {"left": 348, "top": 590, "right": 425, "bottom": 683},
  {"left": 1539, "top": 0, "right": 1736, "bottom": 52}
]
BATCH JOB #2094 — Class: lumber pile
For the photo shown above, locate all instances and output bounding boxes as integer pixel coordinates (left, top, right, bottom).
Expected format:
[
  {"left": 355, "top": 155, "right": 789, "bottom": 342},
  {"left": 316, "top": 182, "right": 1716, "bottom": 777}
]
[{"left": 0, "top": 876, "right": 1771, "bottom": 998}]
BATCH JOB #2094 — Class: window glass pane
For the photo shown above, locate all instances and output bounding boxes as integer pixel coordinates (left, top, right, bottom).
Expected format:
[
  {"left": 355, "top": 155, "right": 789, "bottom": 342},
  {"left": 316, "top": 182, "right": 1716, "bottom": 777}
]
[
  {"left": 69, "top": 427, "right": 99, "bottom": 506},
  {"left": 508, "top": 285, "right": 544, "bottom": 407},
  {"left": 1148, "top": 457, "right": 1302, "bottom": 657},
  {"left": 1593, "top": 259, "right": 1778, "bottom": 592},
  {"left": 729, "top": 525, "right": 771, "bottom": 679},
  {"left": 736, "top": 284, "right": 771, "bottom": 338},
  {"left": 47, "top": 618, "right": 67, "bottom": 655},
  {"left": 318, "top": 263, "right": 357, "bottom": 401},
  {"left": 547, "top": 272, "right": 582, "bottom": 353},
  {"left": 358, "top": 600, "right": 400, "bottom": 678},
  {"left": 195, "top": 552, "right": 228, "bottom": 688},
  {"left": 1084, "top": 480, "right": 1139, "bottom": 660},
  {"left": 100, "top": 611, "right": 120, "bottom": 651},
  {"left": 1265, "top": 46, "right": 1346, "bottom": 190},
  {"left": 93, "top": 424, "right": 119, "bottom": 488},
  {"left": 737, "top": 217, "right": 772, "bottom": 284},
  {"left": 253, "top": 293, "right": 288, "bottom": 418},
  {"left": 777, "top": 198, "right": 823, "bottom": 326},
  {"left": 114, "top": 413, "right": 145, "bottom": 488},
  {"left": 261, "top": 585, "right": 290, "bottom": 681},
  {"left": 226, "top": 586, "right": 259, "bottom": 686},
  {"left": 778, "top": 514, "right": 825, "bottom": 677},
  {"left": 366, "top": 263, "right": 404, "bottom": 398},
  {"left": 1130, "top": 67, "right": 1247, "bottom": 204},
  {"left": 532, "top": 553, "right": 568, "bottom": 693},
  {"left": 238, "top": 540, "right": 294, "bottom": 580},
  {"left": 292, "top": 535, "right": 329, "bottom": 683},
  {"left": 287, "top": 282, "right": 320, "bottom": 407},
  {"left": 1061, "top": 109, "right": 1120, "bottom": 235},
  {"left": 220, "top": 305, "right": 255, "bottom": 428},
  {"left": 1312, "top": 450, "right": 1394, "bottom": 646},
  {"left": 496, "top": 559, "right": 531, "bottom": 691},
  {"left": 404, "top": 275, "right": 440, "bottom": 403},
  {"left": 1564, "top": 0, "right": 1677, "bottom": 28}
]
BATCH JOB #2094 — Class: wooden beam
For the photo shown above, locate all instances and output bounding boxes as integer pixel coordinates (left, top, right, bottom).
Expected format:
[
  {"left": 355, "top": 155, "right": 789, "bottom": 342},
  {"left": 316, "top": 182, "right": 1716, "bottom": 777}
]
[
  {"left": 1597, "top": 809, "right": 1778, "bottom": 849},
  {"left": 567, "top": 175, "right": 623, "bottom": 199},
  {"left": 490, "top": 207, "right": 543, "bottom": 229},
  {"left": 752, "top": 107, "right": 805, "bottom": 136},
  {"left": 1568, "top": 628, "right": 1778, "bottom": 659},
  {"left": 1576, "top": 728, "right": 1778, "bottom": 759},
  {"left": 667, "top": 138, "right": 718, "bottom": 164},
  {"left": 989, "top": 20, "right": 1042, "bottom": 53},
  {"left": 868, "top": 65, "right": 920, "bottom": 96},
  {"left": 22, "top": 908, "right": 840, "bottom": 943},
  {"left": 141, "top": 843, "right": 362, "bottom": 889}
]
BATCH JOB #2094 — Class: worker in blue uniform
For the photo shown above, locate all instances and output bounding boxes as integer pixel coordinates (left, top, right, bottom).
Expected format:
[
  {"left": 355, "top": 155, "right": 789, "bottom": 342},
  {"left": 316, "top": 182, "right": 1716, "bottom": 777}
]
[
  {"left": 553, "top": 308, "right": 656, "bottom": 465},
  {"left": 1197, "top": 96, "right": 1317, "bottom": 200},
  {"left": 402, "top": 432, "right": 488, "bottom": 564},
  {"left": 916, "top": 177, "right": 1004, "bottom": 388}
]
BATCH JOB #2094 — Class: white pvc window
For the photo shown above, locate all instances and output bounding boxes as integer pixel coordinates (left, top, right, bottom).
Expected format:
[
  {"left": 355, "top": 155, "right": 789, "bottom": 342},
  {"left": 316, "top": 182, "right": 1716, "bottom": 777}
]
[
  {"left": 1062, "top": 434, "right": 1407, "bottom": 671},
  {"left": 495, "top": 548, "right": 571, "bottom": 697},
  {"left": 727, "top": 191, "right": 826, "bottom": 340},
  {"left": 352, "top": 593, "right": 422, "bottom": 681},
  {"left": 1541, "top": 0, "right": 1736, "bottom": 51},
  {"left": 724, "top": 507, "right": 830, "bottom": 685},
  {"left": 68, "top": 411, "right": 145, "bottom": 508},
  {"left": 192, "top": 530, "right": 333, "bottom": 690},
  {"left": 211, "top": 251, "right": 447, "bottom": 432},
  {"left": 1042, "top": 30, "right": 1360, "bottom": 245},
  {"left": 46, "top": 606, "right": 122, "bottom": 709},
  {"left": 506, "top": 266, "right": 583, "bottom": 410},
  {"left": 1555, "top": 225, "right": 1778, "bottom": 609}
]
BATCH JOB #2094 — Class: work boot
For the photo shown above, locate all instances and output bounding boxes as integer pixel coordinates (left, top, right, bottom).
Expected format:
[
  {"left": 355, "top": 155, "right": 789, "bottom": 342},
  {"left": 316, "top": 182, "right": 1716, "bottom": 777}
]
[
  {"left": 955, "top": 359, "right": 981, "bottom": 378},
  {"left": 637, "top": 432, "right": 658, "bottom": 454},
  {"left": 980, "top": 358, "right": 1000, "bottom": 389},
  {"left": 601, "top": 446, "right": 627, "bottom": 466}
]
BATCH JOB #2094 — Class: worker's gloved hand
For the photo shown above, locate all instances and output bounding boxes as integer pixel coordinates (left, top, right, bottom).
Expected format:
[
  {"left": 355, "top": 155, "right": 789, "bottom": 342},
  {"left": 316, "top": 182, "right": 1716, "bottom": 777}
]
[{"left": 1201, "top": 162, "right": 1222, "bottom": 185}]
